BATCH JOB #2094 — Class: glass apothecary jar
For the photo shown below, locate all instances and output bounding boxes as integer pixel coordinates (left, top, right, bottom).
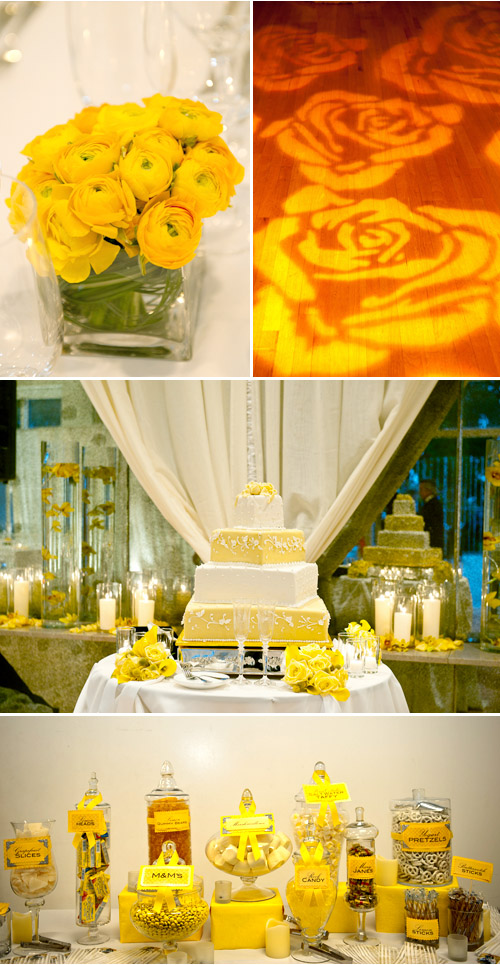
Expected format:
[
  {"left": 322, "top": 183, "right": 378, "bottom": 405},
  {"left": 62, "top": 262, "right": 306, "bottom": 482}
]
[
  {"left": 371, "top": 579, "right": 397, "bottom": 637},
  {"left": 74, "top": 772, "right": 111, "bottom": 945},
  {"left": 290, "top": 761, "right": 347, "bottom": 886},
  {"left": 416, "top": 583, "right": 444, "bottom": 640},
  {"left": 146, "top": 761, "right": 192, "bottom": 865},
  {"left": 130, "top": 875, "right": 208, "bottom": 955},
  {"left": 286, "top": 839, "right": 338, "bottom": 963},
  {"left": 481, "top": 438, "right": 500, "bottom": 652},
  {"left": 391, "top": 788, "right": 452, "bottom": 886},
  {"left": 205, "top": 788, "right": 292, "bottom": 902},
  {"left": 392, "top": 587, "right": 417, "bottom": 643},
  {"left": 344, "top": 807, "right": 378, "bottom": 946}
]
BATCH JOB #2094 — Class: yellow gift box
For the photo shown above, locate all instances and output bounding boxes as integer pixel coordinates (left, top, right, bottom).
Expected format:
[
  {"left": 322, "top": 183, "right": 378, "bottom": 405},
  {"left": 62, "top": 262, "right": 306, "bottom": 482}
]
[
  {"left": 326, "top": 883, "right": 359, "bottom": 933},
  {"left": 210, "top": 890, "right": 283, "bottom": 949},
  {"left": 374, "top": 878, "right": 458, "bottom": 937},
  {"left": 118, "top": 887, "right": 204, "bottom": 943}
]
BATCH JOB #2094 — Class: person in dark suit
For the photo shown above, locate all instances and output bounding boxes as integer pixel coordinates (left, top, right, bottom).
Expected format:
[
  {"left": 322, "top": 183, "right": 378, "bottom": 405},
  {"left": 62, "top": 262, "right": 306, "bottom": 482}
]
[{"left": 419, "top": 479, "right": 444, "bottom": 550}]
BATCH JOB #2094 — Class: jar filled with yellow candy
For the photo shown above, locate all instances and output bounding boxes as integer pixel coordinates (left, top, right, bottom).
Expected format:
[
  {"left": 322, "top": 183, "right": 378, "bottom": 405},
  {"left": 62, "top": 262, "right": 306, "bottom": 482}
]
[
  {"left": 286, "top": 837, "right": 338, "bottom": 961},
  {"left": 290, "top": 761, "right": 348, "bottom": 885}
]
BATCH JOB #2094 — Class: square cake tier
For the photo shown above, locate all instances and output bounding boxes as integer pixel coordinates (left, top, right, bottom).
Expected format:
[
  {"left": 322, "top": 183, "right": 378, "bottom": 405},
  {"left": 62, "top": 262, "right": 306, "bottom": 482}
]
[
  {"left": 363, "top": 546, "right": 442, "bottom": 566},
  {"left": 378, "top": 531, "right": 430, "bottom": 549},
  {"left": 210, "top": 528, "right": 305, "bottom": 564},
  {"left": 384, "top": 515, "right": 424, "bottom": 531},
  {"left": 193, "top": 561, "right": 318, "bottom": 607},
  {"left": 182, "top": 597, "right": 330, "bottom": 643}
]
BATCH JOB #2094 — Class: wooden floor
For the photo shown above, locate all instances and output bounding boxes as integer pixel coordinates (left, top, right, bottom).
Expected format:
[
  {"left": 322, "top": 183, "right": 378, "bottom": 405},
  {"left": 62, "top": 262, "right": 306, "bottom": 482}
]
[{"left": 253, "top": 1, "right": 500, "bottom": 376}]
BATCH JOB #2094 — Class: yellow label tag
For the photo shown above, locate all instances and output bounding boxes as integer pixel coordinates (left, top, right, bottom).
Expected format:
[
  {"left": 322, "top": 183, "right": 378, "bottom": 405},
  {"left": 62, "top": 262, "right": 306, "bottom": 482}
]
[
  {"left": 154, "top": 810, "right": 191, "bottom": 833},
  {"left": 4, "top": 837, "right": 51, "bottom": 869},
  {"left": 451, "top": 856, "right": 494, "bottom": 883},
  {"left": 400, "top": 822, "right": 451, "bottom": 851},
  {"left": 406, "top": 917, "right": 439, "bottom": 941},
  {"left": 295, "top": 866, "right": 331, "bottom": 889},
  {"left": 68, "top": 810, "right": 106, "bottom": 834},
  {"left": 221, "top": 813, "right": 275, "bottom": 836},
  {"left": 138, "top": 864, "right": 194, "bottom": 890},
  {"left": 303, "top": 783, "right": 350, "bottom": 804},
  {"left": 348, "top": 855, "right": 376, "bottom": 879}
]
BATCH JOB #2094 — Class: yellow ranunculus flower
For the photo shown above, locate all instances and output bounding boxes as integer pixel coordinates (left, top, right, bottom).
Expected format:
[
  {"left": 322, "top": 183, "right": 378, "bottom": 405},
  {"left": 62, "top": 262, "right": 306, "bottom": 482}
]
[
  {"left": 154, "top": 96, "right": 223, "bottom": 143},
  {"left": 38, "top": 185, "right": 120, "bottom": 283},
  {"left": 188, "top": 136, "right": 245, "bottom": 185},
  {"left": 95, "top": 102, "right": 163, "bottom": 143},
  {"left": 17, "top": 162, "right": 59, "bottom": 202},
  {"left": 136, "top": 192, "right": 202, "bottom": 269},
  {"left": 118, "top": 144, "right": 174, "bottom": 201},
  {"left": 54, "top": 133, "right": 121, "bottom": 184},
  {"left": 133, "top": 129, "right": 184, "bottom": 170},
  {"left": 171, "top": 158, "right": 234, "bottom": 217},
  {"left": 72, "top": 106, "right": 101, "bottom": 133},
  {"left": 284, "top": 658, "right": 311, "bottom": 690},
  {"left": 22, "top": 122, "right": 81, "bottom": 172},
  {"left": 308, "top": 652, "right": 332, "bottom": 673},
  {"left": 69, "top": 175, "right": 137, "bottom": 238}
]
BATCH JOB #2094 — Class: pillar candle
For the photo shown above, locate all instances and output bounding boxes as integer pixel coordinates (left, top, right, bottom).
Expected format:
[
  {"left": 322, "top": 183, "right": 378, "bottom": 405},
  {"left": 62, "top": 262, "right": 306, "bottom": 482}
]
[
  {"left": 99, "top": 596, "right": 116, "bottom": 630},
  {"left": 265, "top": 919, "right": 290, "bottom": 959},
  {"left": 374, "top": 596, "right": 393, "bottom": 636},
  {"left": 137, "top": 598, "right": 154, "bottom": 625},
  {"left": 375, "top": 856, "right": 398, "bottom": 886},
  {"left": 422, "top": 597, "right": 441, "bottom": 638},
  {"left": 393, "top": 609, "right": 412, "bottom": 642},
  {"left": 13, "top": 579, "right": 29, "bottom": 617},
  {"left": 12, "top": 912, "right": 32, "bottom": 943}
]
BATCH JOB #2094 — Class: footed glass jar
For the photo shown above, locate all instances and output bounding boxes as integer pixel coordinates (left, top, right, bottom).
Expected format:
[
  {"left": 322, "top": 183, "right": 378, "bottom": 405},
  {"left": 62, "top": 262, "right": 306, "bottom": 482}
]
[
  {"left": 145, "top": 761, "right": 192, "bottom": 866},
  {"left": 344, "top": 807, "right": 378, "bottom": 946},
  {"left": 286, "top": 839, "right": 338, "bottom": 964},
  {"left": 9, "top": 820, "right": 57, "bottom": 942},
  {"left": 130, "top": 875, "right": 208, "bottom": 956},
  {"left": 290, "top": 762, "right": 347, "bottom": 886},
  {"left": 75, "top": 772, "right": 111, "bottom": 945}
]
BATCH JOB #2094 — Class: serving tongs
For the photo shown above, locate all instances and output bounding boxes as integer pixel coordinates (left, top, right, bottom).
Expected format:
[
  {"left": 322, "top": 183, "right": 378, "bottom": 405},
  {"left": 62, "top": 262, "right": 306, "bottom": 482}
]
[{"left": 21, "top": 934, "right": 71, "bottom": 953}]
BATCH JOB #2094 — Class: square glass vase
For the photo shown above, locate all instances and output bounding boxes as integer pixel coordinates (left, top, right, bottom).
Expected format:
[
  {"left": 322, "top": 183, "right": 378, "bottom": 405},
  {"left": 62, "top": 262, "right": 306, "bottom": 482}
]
[{"left": 59, "top": 249, "right": 204, "bottom": 360}]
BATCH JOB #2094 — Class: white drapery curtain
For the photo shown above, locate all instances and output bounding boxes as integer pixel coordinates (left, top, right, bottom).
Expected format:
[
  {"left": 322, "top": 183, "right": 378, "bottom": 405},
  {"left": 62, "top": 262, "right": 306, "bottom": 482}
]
[{"left": 83, "top": 380, "right": 437, "bottom": 562}]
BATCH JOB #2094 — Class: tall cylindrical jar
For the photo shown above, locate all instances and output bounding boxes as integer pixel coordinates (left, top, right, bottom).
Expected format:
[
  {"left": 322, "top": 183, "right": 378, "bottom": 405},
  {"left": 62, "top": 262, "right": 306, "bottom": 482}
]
[
  {"left": 391, "top": 788, "right": 452, "bottom": 886},
  {"left": 145, "top": 761, "right": 192, "bottom": 865},
  {"left": 75, "top": 772, "right": 111, "bottom": 945},
  {"left": 290, "top": 761, "right": 347, "bottom": 887},
  {"left": 344, "top": 806, "right": 378, "bottom": 945},
  {"left": 80, "top": 446, "right": 117, "bottom": 623},
  {"left": 41, "top": 441, "right": 80, "bottom": 627},
  {"left": 481, "top": 438, "right": 500, "bottom": 652}
]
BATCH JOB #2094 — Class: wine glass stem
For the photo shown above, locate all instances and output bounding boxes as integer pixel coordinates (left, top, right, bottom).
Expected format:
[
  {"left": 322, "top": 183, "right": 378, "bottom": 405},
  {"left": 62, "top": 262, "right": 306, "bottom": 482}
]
[
  {"left": 29, "top": 905, "right": 40, "bottom": 941},
  {"left": 236, "top": 641, "right": 245, "bottom": 684},
  {"left": 262, "top": 642, "right": 269, "bottom": 683},
  {"left": 204, "top": 52, "right": 235, "bottom": 100},
  {"left": 357, "top": 911, "right": 367, "bottom": 941}
]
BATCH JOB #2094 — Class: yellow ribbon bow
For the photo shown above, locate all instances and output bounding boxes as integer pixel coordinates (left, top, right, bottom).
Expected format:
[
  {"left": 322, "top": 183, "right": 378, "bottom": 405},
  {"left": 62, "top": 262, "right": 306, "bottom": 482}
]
[
  {"left": 153, "top": 847, "right": 181, "bottom": 913},
  {"left": 236, "top": 796, "right": 262, "bottom": 862},
  {"left": 72, "top": 791, "right": 103, "bottom": 851},
  {"left": 312, "top": 767, "right": 339, "bottom": 827},
  {"left": 298, "top": 842, "right": 328, "bottom": 906}
]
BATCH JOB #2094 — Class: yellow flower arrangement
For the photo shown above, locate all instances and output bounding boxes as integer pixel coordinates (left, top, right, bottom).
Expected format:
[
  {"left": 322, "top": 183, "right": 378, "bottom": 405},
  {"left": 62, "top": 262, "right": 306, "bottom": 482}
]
[
  {"left": 485, "top": 460, "right": 500, "bottom": 487},
  {"left": 284, "top": 644, "right": 349, "bottom": 701},
  {"left": 111, "top": 624, "right": 176, "bottom": 683},
  {"left": 380, "top": 632, "right": 463, "bottom": 652}
]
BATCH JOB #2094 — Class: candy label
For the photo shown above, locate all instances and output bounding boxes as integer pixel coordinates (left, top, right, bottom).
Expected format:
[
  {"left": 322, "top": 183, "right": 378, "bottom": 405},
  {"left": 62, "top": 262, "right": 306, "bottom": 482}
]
[
  {"left": 295, "top": 866, "right": 331, "bottom": 889},
  {"left": 406, "top": 917, "right": 439, "bottom": 941},
  {"left": 138, "top": 864, "right": 194, "bottom": 890},
  {"left": 348, "top": 855, "right": 376, "bottom": 879},
  {"left": 303, "top": 783, "right": 350, "bottom": 803},
  {"left": 451, "top": 856, "right": 494, "bottom": 882},
  {"left": 68, "top": 810, "right": 106, "bottom": 834},
  {"left": 221, "top": 813, "right": 275, "bottom": 836},
  {"left": 153, "top": 810, "right": 190, "bottom": 833},
  {"left": 398, "top": 822, "right": 451, "bottom": 851},
  {"left": 81, "top": 894, "right": 96, "bottom": 923},
  {"left": 4, "top": 837, "right": 51, "bottom": 869}
]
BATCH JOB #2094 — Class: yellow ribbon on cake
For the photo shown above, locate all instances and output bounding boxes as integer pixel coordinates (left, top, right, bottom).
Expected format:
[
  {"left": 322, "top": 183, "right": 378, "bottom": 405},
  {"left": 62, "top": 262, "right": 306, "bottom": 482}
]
[
  {"left": 298, "top": 842, "right": 328, "bottom": 907},
  {"left": 72, "top": 792, "right": 103, "bottom": 851},
  {"left": 312, "top": 767, "right": 339, "bottom": 827},
  {"left": 236, "top": 796, "right": 262, "bottom": 862}
]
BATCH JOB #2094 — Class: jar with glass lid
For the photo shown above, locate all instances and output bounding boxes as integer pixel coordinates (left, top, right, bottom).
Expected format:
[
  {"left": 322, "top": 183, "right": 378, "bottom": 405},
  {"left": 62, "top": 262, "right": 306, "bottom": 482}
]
[
  {"left": 286, "top": 835, "right": 339, "bottom": 963},
  {"left": 74, "top": 772, "right": 110, "bottom": 946},
  {"left": 145, "top": 760, "right": 192, "bottom": 865},
  {"left": 391, "top": 788, "right": 452, "bottom": 886},
  {"left": 290, "top": 761, "right": 348, "bottom": 884},
  {"left": 344, "top": 806, "right": 378, "bottom": 946}
]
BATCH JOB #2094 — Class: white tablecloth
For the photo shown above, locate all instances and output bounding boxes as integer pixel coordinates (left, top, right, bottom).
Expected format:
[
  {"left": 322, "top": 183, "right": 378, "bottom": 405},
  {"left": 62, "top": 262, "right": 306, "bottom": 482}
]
[
  {"left": 73, "top": 655, "right": 409, "bottom": 714},
  {"left": 0, "top": 2, "right": 250, "bottom": 378}
]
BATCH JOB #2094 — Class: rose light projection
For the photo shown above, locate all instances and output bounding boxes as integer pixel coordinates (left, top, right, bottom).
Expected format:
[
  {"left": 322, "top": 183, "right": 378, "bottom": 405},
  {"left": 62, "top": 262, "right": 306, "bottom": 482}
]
[{"left": 253, "top": 1, "right": 500, "bottom": 377}]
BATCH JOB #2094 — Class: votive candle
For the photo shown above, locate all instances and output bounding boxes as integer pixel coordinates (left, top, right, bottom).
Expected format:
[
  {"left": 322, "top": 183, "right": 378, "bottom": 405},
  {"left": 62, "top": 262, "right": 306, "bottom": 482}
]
[
  {"left": 13, "top": 578, "right": 29, "bottom": 617},
  {"left": 137, "top": 598, "right": 154, "bottom": 625},
  {"left": 393, "top": 609, "right": 412, "bottom": 642},
  {"left": 374, "top": 596, "right": 393, "bottom": 636}
]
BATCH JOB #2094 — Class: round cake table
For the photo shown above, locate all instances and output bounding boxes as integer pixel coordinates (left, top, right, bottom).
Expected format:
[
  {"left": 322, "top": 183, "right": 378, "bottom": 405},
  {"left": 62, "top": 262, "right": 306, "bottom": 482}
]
[{"left": 73, "top": 655, "right": 409, "bottom": 714}]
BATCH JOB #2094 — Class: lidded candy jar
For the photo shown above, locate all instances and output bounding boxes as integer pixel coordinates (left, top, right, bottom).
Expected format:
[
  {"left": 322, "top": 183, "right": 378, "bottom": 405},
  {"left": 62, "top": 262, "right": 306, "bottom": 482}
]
[
  {"left": 390, "top": 788, "right": 452, "bottom": 886},
  {"left": 286, "top": 836, "right": 338, "bottom": 963},
  {"left": 74, "top": 771, "right": 111, "bottom": 946},
  {"left": 145, "top": 760, "right": 192, "bottom": 865},
  {"left": 291, "top": 761, "right": 348, "bottom": 886},
  {"left": 205, "top": 788, "right": 293, "bottom": 901},
  {"left": 344, "top": 806, "right": 378, "bottom": 946}
]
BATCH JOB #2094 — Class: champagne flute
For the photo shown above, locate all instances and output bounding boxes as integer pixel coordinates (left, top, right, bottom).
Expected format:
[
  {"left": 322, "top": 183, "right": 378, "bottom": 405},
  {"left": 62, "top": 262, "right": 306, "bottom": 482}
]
[
  {"left": 257, "top": 605, "right": 275, "bottom": 687},
  {"left": 233, "top": 601, "right": 251, "bottom": 685}
]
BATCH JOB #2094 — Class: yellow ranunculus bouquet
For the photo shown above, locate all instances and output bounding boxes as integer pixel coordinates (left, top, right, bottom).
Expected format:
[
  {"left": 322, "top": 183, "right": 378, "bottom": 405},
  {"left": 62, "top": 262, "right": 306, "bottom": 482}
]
[
  {"left": 15, "top": 95, "right": 244, "bottom": 357},
  {"left": 112, "top": 624, "right": 177, "bottom": 684},
  {"left": 284, "top": 643, "right": 350, "bottom": 701}
]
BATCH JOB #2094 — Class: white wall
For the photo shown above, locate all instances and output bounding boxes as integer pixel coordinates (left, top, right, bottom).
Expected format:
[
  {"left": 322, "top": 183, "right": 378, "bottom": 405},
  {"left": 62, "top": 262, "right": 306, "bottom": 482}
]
[{"left": 1, "top": 714, "right": 499, "bottom": 914}]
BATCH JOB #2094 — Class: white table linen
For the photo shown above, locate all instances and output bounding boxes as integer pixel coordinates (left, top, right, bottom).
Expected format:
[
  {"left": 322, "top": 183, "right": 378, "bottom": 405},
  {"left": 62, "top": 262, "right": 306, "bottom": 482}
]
[
  {"left": 73, "top": 654, "right": 409, "bottom": 714},
  {"left": 0, "top": 2, "right": 250, "bottom": 378}
]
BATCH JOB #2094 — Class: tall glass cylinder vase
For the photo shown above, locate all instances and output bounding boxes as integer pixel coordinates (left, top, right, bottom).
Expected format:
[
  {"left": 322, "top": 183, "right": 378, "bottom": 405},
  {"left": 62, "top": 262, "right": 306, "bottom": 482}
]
[
  {"left": 41, "top": 442, "right": 81, "bottom": 628},
  {"left": 481, "top": 438, "right": 500, "bottom": 652},
  {"left": 80, "top": 447, "right": 117, "bottom": 623}
]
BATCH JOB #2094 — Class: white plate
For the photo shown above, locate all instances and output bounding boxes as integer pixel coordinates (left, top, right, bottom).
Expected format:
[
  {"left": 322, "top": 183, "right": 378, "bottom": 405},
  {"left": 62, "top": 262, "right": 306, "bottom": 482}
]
[{"left": 174, "top": 674, "right": 229, "bottom": 690}]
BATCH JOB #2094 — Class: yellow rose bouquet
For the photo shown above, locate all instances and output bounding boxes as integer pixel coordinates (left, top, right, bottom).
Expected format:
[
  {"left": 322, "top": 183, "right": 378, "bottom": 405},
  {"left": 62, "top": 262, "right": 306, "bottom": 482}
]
[
  {"left": 284, "top": 643, "right": 350, "bottom": 702},
  {"left": 15, "top": 95, "right": 244, "bottom": 359},
  {"left": 112, "top": 624, "right": 177, "bottom": 684}
]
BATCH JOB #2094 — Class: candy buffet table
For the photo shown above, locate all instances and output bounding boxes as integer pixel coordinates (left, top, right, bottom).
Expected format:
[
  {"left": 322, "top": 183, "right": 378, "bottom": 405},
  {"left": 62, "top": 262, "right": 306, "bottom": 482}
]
[
  {"left": 73, "top": 655, "right": 409, "bottom": 714},
  {"left": 0, "top": 909, "right": 489, "bottom": 963}
]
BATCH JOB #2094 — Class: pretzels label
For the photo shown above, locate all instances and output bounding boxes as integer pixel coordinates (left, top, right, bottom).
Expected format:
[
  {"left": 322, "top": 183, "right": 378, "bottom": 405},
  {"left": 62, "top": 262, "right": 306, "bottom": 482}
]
[{"left": 397, "top": 822, "right": 451, "bottom": 851}]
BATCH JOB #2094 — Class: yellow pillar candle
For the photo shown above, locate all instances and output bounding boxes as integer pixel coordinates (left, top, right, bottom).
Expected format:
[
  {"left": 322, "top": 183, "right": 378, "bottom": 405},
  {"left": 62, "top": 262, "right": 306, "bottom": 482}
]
[
  {"left": 375, "top": 856, "right": 398, "bottom": 886},
  {"left": 137, "top": 598, "right": 154, "bottom": 624},
  {"left": 13, "top": 579, "right": 29, "bottom": 617},
  {"left": 265, "top": 918, "right": 290, "bottom": 959},
  {"left": 12, "top": 911, "right": 32, "bottom": 943},
  {"left": 483, "top": 907, "right": 491, "bottom": 943},
  {"left": 99, "top": 595, "right": 116, "bottom": 630}
]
